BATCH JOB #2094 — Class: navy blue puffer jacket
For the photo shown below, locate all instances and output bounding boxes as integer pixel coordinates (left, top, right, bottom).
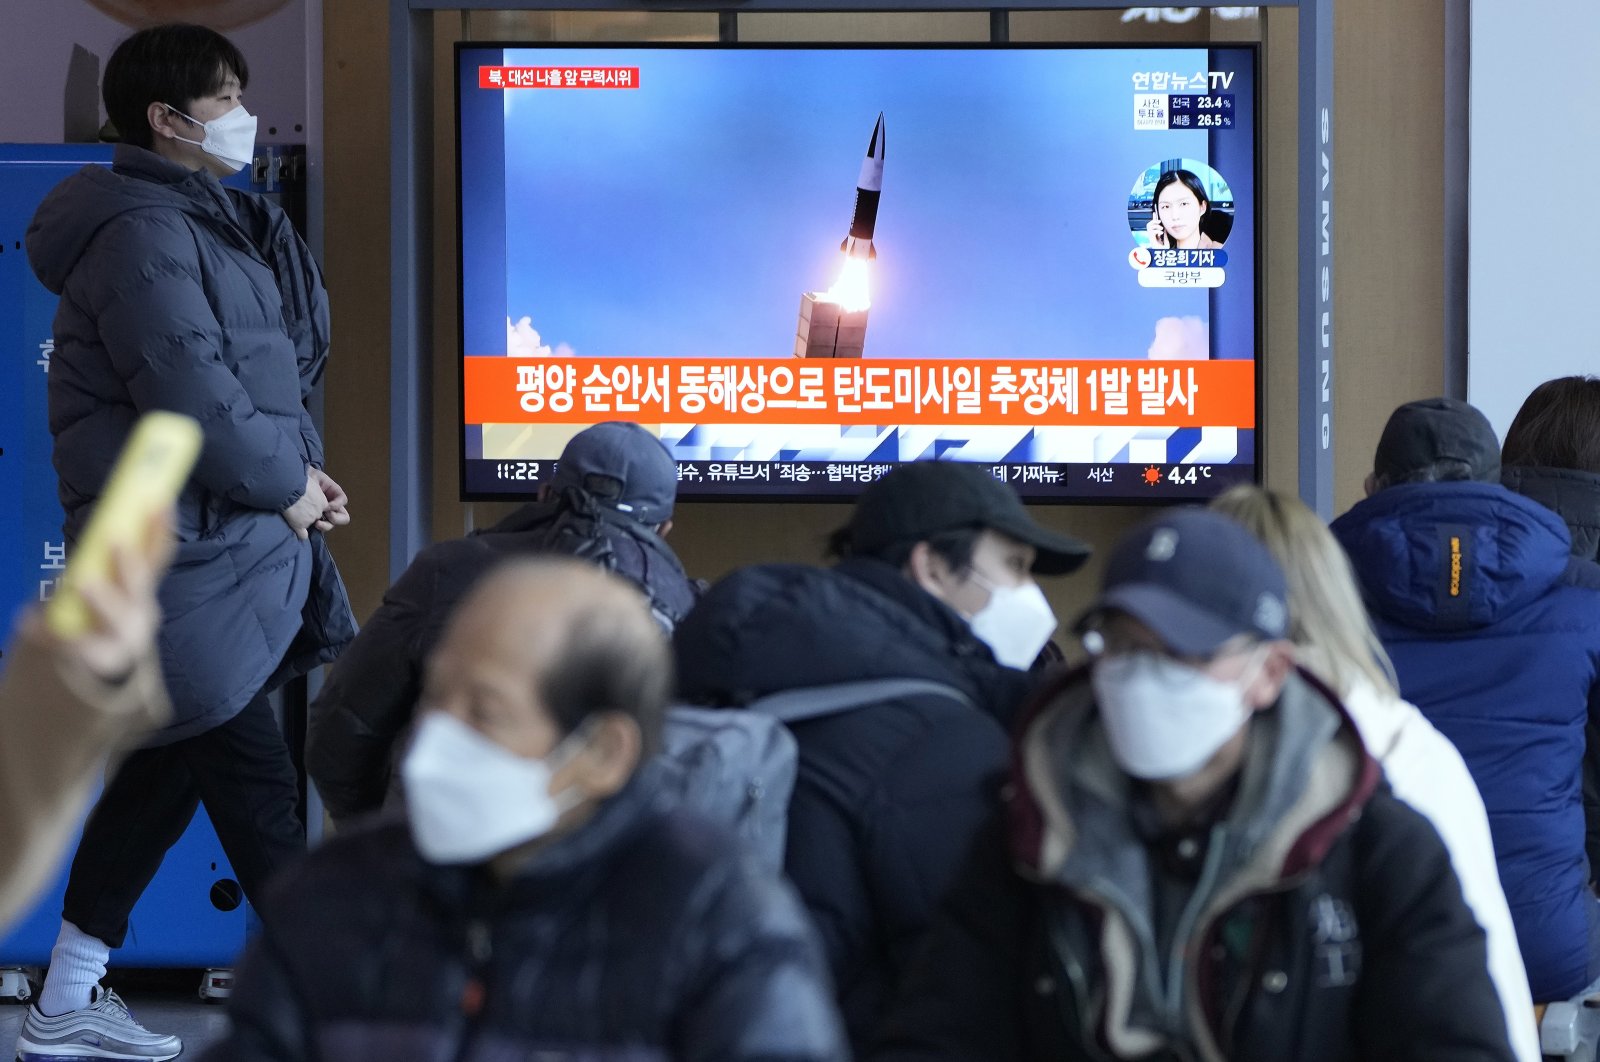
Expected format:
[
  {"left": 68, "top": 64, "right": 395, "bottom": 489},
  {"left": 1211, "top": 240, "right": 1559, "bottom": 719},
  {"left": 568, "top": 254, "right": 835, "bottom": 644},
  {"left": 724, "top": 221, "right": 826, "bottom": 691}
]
[
  {"left": 27, "top": 145, "right": 354, "bottom": 744},
  {"left": 1332, "top": 482, "right": 1600, "bottom": 1002}
]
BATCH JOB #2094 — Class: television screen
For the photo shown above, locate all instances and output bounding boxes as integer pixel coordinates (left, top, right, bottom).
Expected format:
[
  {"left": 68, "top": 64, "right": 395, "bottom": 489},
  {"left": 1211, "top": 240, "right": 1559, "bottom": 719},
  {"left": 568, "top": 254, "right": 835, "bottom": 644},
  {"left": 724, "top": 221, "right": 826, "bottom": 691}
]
[{"left": 457, "top": 43, "right": 1258, "bottom": 501}]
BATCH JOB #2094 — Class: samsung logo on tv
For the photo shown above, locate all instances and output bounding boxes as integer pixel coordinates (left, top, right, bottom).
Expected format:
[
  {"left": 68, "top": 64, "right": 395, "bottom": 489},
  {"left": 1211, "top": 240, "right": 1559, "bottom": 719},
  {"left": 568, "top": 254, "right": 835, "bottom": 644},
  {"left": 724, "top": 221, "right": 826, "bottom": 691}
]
[{"left": 1123, "top": 6, "right": 1261, "bottom": 22}]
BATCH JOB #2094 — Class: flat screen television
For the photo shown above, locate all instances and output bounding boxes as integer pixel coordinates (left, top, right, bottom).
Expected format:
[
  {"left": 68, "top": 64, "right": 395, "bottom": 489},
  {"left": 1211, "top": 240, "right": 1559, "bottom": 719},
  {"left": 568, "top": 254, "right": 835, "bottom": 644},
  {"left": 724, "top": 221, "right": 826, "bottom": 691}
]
[{"left": 456, "top": 42, "right": 1259, "bottom": 502}]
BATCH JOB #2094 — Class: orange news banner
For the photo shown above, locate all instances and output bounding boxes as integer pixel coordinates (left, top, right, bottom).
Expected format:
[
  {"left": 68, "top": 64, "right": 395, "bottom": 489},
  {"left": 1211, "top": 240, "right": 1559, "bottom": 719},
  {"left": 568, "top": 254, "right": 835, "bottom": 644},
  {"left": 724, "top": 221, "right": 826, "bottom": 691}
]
[{"left": 463, "top": 357, "right": 1256, "bottom": 428}]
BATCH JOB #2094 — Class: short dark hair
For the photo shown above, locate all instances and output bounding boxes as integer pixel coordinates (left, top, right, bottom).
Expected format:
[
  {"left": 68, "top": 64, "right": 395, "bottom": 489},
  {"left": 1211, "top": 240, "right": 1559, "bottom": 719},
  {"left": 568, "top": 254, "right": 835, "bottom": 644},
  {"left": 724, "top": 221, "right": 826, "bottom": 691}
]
[
  {"left": 103, "top": 24, "right": 249, "bottom": 151},
  {"left": 1371, "top": 459, "right": 1481, "bottom": 491},
  {"left": 1502, "top": 376, "right": 1600, "bottom": 475},
  {"left": 537, "top": 595, "right": 671, "bottom": 758},
  {"left": 828, "top": 524, "right": 981, "bottom": 574}
]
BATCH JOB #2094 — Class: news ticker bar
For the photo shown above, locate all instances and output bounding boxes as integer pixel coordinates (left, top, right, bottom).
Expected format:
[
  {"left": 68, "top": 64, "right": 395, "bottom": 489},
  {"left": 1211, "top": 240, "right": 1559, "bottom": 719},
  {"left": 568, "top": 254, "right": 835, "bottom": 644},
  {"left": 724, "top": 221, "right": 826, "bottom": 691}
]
[{"left": 467, "top": 458, "right": 1255, "bottom": 500}]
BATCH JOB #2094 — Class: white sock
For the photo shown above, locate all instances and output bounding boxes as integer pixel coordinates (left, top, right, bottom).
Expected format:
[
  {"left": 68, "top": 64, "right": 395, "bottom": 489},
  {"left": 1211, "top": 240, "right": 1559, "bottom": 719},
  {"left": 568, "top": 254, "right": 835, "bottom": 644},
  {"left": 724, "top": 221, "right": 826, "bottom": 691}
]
[{"left": 37, "top": 921, "right": 109, "bottom": 1016}]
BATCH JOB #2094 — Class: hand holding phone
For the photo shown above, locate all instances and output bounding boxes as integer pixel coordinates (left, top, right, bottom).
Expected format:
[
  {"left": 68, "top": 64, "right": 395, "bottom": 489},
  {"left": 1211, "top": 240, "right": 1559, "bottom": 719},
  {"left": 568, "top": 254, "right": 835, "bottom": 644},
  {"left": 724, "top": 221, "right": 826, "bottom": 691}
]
[
  {"left": 46, "top": 412, "right": 201, "bottom": 640},
  {"left": 1146, "top": 217, "right": 1168, "bottom": 247}
]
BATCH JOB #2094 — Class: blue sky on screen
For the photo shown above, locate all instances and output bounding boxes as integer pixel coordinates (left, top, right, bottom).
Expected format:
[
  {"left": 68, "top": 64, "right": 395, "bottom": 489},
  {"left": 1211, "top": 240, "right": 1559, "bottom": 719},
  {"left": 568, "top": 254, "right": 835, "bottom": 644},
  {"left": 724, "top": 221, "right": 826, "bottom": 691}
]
[{"left": 490, "top": 46, "right": 1233, "bottom": 361}]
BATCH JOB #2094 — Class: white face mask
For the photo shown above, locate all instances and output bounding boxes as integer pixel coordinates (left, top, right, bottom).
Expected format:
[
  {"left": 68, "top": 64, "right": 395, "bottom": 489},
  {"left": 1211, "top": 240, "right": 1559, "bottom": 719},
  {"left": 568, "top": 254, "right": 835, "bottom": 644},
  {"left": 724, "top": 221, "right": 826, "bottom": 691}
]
[
  {"left": 967, "top": 575, "right": 1058, "bottom": 670},
  {"left": 1090, "top": 647, "right": 1267, "bottom": 781},
  {"left": 401, "top": 711, "right": 586, "bottom": 865},
  {"left": 165, "top": 103, "right": 257, "bottom": 173}
]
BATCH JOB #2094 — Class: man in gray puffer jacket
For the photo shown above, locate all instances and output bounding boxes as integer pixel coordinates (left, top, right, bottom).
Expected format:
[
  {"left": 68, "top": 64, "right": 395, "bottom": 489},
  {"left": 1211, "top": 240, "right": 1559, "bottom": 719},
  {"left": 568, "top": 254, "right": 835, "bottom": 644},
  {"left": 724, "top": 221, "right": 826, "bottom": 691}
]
[{"left": 15, "top": 24, "right": 354, "bottom": 1062}]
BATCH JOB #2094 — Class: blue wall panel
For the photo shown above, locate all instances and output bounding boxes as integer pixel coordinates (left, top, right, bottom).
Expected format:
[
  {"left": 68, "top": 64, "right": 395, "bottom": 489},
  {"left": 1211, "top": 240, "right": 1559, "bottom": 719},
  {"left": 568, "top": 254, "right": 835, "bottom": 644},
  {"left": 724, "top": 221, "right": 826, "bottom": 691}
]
[{"left": 0, "top": 144, "right": 251, "bottom": 968}]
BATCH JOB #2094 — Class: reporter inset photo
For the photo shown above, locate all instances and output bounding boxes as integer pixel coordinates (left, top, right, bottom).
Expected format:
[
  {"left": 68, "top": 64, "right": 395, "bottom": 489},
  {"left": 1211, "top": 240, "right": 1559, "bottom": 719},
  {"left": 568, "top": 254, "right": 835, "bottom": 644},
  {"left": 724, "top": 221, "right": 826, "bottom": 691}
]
[{"left": 1128, "top": 160, "right": 1235, "bottom": 250}]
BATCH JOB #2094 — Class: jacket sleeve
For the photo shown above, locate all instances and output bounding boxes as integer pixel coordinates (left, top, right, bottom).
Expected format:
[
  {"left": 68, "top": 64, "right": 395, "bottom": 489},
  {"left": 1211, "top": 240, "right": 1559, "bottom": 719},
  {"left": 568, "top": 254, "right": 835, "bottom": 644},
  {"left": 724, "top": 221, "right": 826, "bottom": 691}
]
[
  {"left": 83, "top": 211, "right": 308, "bottom": 512},
  {"left": 870, "top": 814, "right": 1028, "bottom": 1062},
  {"left": 1587, "top": 705, "right": 1600, "bottom": 886},
  {"left": 197, "top": 929, "right": 314, "bottom": 1062},
  {"left": 866, "top": 713, "right": 1009, "bottom": 985},
  {"left": 1351, "top": 792, "right": 1519, "bottom": 1062},
  {"left": 295, "top": 228, "right": 330, "bottom": 469},
  {"left": 300, "top": 550, "right": 435, "bottom": 825},
  {"left": 673, "top": 853, "right": 850, "bottom": 1062},
  {"left": 305, "top": 549, "right": 440, "bottom": 823}
]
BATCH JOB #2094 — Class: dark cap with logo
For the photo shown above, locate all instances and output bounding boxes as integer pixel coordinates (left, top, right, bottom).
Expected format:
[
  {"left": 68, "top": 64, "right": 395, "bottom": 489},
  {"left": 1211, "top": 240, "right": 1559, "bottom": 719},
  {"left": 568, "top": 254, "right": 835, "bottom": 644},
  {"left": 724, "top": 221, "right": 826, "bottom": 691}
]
[
  {"left": 839, "top": 461, "right": 1091, "bottom": 575},
  {"left": 1373, "top": 397, "right": 1501, "bottom": 486},
  {"left": 549, "top": 421, "right": 677, "bottom": 524},
  {"left": 1078, "top": 507, "right": 1289, "bottom": 657}
]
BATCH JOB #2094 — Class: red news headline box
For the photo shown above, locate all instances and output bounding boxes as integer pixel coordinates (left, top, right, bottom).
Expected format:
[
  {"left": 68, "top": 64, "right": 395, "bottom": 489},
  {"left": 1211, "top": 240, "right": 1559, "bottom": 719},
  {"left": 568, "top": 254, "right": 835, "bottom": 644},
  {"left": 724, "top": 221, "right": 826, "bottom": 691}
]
[
  {"left": 478, "top": 66, "right": 640, "bottom": 89},
  {"left": 464, "top": 356, "right": 1256, "bottom": 428}
]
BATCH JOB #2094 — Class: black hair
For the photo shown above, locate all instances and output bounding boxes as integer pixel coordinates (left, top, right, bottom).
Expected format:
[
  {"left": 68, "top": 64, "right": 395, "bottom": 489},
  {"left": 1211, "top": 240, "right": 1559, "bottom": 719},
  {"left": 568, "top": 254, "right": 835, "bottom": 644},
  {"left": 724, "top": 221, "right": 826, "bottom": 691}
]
[
  {"left": 1371, "top": 459, "right": 1480, "bottom": 491},
  {"left": 537, "top": 597, "right": 671, "bottom": 758},
  {"left": 103, "top": 24, "right": 249, "bottom": 151},
  {"left": 1502, "top": 376, "right": 1600, "bottom": 475},
  {"left": 827, "top": 524, "right": 982, "bottom": 574},
  {"left": 1153, "top": 167, "right": 1211, "bottom": 213}
]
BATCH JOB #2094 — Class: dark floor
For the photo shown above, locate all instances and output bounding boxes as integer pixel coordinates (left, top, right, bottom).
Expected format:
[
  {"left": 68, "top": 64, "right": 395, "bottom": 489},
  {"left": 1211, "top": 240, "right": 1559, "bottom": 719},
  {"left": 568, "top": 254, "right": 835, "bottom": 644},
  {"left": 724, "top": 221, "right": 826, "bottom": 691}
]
[{"left": 1, "top": 969, "right": 229, "bottom": 1059}]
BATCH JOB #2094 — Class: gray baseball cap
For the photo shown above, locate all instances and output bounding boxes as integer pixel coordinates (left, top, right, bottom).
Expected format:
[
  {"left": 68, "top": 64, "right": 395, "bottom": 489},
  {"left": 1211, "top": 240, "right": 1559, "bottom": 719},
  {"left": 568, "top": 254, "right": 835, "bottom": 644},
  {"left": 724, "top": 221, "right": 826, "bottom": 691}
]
[{"left": 548, "top": 422, "right": 677, "bottom": 524}]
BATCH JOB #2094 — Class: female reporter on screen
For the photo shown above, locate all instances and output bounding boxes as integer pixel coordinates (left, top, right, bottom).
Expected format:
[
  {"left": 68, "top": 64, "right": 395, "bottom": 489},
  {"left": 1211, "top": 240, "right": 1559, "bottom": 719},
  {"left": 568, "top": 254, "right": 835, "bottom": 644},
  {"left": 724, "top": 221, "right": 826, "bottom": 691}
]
[{"left": 1145, "top": 168, "right": 1224, "bottom": 250}]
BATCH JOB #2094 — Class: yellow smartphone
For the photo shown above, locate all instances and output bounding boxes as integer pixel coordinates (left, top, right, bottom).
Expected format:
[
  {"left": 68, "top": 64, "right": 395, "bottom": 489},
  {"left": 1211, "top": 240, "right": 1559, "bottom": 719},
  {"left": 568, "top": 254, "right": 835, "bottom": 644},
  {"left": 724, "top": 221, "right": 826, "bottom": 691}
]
[{"left": 45, "top": 411, "right": 203, "bottom": 639}]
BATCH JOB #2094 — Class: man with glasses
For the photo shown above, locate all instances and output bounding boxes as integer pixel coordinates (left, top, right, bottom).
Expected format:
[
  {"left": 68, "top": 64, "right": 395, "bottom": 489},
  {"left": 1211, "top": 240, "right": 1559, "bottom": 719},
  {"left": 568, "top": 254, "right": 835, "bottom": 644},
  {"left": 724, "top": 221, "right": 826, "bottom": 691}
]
[{"left": 873, "top": 508, "right": 1514, "bottom": 1062}]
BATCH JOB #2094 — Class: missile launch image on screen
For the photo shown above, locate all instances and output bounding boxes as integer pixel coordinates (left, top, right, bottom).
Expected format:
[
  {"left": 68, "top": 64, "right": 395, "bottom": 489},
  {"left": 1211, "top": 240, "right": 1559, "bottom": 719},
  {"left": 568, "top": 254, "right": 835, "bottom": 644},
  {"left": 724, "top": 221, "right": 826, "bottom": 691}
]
[{"left": 796, "top": 113, "right": 884, "bottom": 360}]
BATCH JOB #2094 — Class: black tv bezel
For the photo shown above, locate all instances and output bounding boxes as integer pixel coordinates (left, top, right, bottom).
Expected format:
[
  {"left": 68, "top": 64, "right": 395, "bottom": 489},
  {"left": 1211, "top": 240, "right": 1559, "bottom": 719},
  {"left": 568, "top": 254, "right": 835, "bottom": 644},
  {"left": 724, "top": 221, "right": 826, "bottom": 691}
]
[{"left": 453, "top": 39, "right": 1264, "bottom": 507}]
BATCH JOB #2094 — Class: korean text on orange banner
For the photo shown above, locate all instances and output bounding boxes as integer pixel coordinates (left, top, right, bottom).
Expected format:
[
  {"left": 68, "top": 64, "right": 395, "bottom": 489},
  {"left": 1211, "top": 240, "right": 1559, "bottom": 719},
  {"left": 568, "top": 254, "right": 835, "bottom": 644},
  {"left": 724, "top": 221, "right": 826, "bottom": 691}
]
[{"left": 463, "top": 358, "right": 1255, "bottom": 428}]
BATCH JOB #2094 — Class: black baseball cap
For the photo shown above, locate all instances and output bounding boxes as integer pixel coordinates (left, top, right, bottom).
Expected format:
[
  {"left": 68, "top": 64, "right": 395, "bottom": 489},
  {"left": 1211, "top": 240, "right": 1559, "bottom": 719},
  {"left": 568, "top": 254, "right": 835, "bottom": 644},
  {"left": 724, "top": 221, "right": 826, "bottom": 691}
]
[
  {"left": 1078, "top": 508, "right": 1289, "bottom": 657},
  {"left": 1373, "top": 397, "right": 1501, "bottom": 485},
  {"left": 548, "top": 421, "right": 677, "bottom": 524},
  {"left": 839, "top": 462, "right": 1091, "bottom": 575}
]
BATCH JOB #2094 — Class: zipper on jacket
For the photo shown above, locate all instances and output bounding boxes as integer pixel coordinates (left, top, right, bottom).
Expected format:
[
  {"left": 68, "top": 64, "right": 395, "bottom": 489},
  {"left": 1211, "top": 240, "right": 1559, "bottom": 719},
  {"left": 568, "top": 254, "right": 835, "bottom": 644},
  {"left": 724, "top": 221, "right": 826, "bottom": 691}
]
[
  {"left": 1164, "top": 826, "right": 1229, "bottom": 1031},
  {"left": 1183, "top": 869, "right": 1315, "bottom": 1062},
  {"left": 451, "top": 917, "right": 494, "bottom": 1062}
]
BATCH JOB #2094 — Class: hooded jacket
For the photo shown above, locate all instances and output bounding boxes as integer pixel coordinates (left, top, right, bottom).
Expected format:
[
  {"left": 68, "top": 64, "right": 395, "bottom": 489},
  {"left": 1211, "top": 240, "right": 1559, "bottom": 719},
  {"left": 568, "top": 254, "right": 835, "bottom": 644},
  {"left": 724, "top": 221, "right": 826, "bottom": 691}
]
[
  {"left": 200, "top": 763, "right": 848, "bottom": 1062},
  {"left": 1332, "top": 482, "right": 1600, "bottom": 1002},
  {"left": 1504, "top": 464, "right": 1600, "bottom": 888},
  {"left": 307, "top": 494, "right": 700, "bottom": 823},
  {"left": 673, "top": 558, "right": 1036, "bottom": 1052},
  {"left": 872, "top": 668, "right": 1515, "bottom": 1062},
  {"left": 26, "top": 145, "right": 353, "bottom": 743}
]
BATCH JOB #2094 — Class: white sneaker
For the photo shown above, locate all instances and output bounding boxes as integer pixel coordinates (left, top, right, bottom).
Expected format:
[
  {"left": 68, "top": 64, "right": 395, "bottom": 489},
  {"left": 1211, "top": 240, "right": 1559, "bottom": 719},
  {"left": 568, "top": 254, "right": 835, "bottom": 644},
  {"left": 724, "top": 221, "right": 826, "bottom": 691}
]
[{"left": 15, "top": 985, "right": 182, "bottom": 1060}]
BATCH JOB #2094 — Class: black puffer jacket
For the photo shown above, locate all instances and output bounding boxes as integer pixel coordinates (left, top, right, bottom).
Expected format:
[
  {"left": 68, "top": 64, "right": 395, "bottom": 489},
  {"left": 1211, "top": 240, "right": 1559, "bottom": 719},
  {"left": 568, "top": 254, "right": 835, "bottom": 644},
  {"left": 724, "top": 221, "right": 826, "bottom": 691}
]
[
  {"left": 872, "top": 668, "right": 1516, "bottom": 1062},
  {"left": 202, "top": 763, "right": 848, "bottom": 1062},
  {"left": 27, "top": 144, "right": 353, "bottom": 743},
  {"left": 307, "top": 495, "right": 699, "bottom": 823},
  {"left": 673, "top": 558, "right": 1036, "bottom": 1052}
]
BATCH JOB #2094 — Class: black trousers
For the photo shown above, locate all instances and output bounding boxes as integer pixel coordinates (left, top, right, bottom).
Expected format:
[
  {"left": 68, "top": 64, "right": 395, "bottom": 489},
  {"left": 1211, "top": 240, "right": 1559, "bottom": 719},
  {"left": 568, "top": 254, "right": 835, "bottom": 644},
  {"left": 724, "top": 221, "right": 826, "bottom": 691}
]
[{"left": 61, "top": 689, "right": 304, "bottom": 949}]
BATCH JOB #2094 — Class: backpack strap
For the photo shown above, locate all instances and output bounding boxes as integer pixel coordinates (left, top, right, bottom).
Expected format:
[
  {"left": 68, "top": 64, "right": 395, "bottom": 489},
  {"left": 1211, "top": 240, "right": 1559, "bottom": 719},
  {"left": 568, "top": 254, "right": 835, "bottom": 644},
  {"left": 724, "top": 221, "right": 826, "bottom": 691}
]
[{"left": 747, "top": 678, "right": 975, "bottom": 726}]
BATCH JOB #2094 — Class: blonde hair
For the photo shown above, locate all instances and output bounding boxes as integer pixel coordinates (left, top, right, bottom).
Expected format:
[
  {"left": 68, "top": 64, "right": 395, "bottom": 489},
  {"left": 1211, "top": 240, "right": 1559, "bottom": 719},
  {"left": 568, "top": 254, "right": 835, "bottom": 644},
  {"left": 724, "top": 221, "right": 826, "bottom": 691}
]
[{"left": 1210, "top": 485, "right": 1398, "bottom": 700}]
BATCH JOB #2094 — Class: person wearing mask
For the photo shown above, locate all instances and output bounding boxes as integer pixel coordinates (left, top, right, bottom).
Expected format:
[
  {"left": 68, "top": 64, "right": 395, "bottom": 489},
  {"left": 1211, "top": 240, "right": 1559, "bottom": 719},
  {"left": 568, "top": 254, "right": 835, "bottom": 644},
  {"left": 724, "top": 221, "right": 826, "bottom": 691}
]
[
  {"left": 673, "top": 461, "right": 1090, "bottom": 1051},
  {"left": 1, "top": 515, "right": 173, "bottom": 933},
  {"left": 19, "top": 24, "right": 354, "bottom": 1062},
  {"left": 1212, "top": 485, "right": 1538, "bottom": 1061},
  {"left": 1502, "top": 375, "right": 1600, "bottom": 879},
  {"left": 200, "top": 558, "right": 846, "bottom": 1062},
  {"left": 1331, "top": 397, "right": 1600, "bottom": 1005},
  {"left": 306, "top": 420, "right": 699, "bottom": 829},
  {"left": 873, "top": 508, "right": 1516, "bottom": 1062}
]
